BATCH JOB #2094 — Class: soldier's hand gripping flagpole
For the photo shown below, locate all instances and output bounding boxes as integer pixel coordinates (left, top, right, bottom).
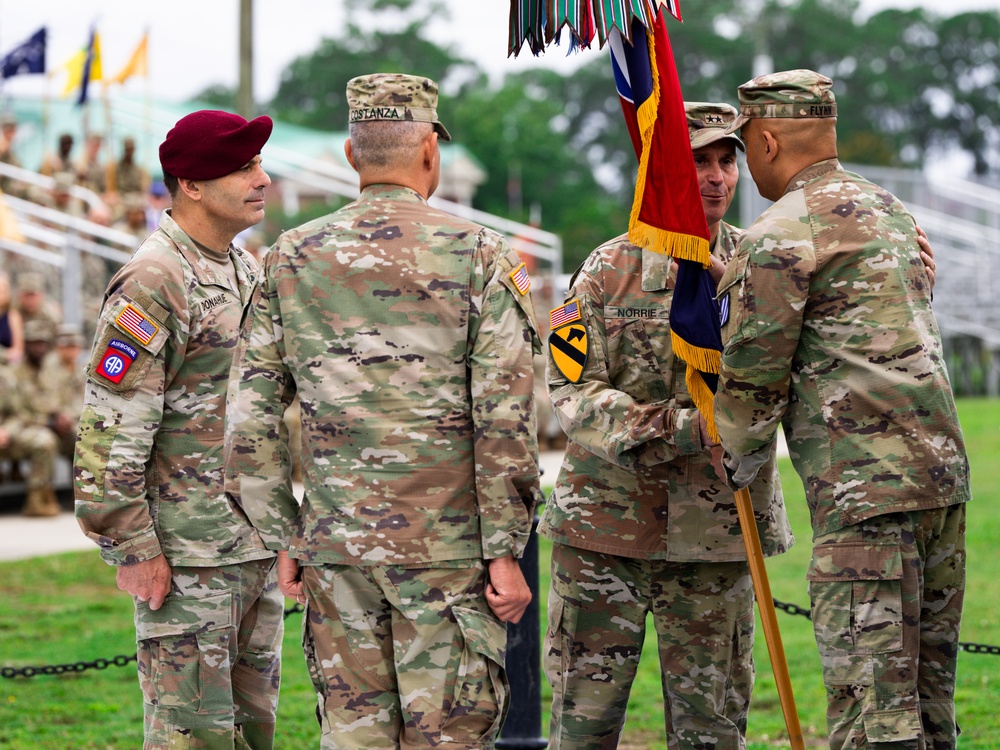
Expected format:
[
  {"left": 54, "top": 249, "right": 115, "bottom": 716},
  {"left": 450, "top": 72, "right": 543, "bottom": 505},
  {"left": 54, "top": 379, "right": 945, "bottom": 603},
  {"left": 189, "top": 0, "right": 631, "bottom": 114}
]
[
  {"left": 733, "top": 486, "right": 805, "bottom": 750},
  {"left": 608, "top": 11, "right": 806, "bottom": 744}
]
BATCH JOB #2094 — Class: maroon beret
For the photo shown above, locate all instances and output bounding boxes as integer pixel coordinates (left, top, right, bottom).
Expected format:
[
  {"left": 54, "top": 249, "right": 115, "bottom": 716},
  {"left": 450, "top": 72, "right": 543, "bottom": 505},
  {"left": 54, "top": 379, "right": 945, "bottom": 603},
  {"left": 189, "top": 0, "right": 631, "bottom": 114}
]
[{"left": 159, "top": 110, "right": 273, "bottom": 180}]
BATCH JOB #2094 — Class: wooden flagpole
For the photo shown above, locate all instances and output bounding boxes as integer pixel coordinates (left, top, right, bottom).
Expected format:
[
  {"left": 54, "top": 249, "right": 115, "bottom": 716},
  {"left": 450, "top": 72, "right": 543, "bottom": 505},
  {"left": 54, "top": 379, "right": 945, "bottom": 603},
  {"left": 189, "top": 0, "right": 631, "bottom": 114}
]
[{"left": 734, "top": 486, "right": 805, "bottom": 749}]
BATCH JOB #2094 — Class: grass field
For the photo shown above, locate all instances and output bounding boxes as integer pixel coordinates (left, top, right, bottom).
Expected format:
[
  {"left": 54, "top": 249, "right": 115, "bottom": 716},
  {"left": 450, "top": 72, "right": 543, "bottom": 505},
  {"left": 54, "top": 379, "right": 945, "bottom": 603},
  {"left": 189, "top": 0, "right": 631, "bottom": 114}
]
[{"left": 1, "top": 397, "right": 998, "bottom": 749}]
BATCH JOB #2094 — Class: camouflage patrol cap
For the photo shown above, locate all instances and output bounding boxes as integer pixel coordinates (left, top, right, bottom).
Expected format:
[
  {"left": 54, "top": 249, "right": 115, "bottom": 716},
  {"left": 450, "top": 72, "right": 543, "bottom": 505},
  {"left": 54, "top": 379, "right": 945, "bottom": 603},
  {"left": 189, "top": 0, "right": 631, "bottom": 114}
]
[
  {"left": 17, "top": 271, "right": 44, "bottom": 293},
  {"left": 24, "top": 317, "right": 55, "bottom": 343},
  {"left": 686, "top": 102, "right": 744, "bottom": 152},
  {"left": 346, "top": 73, "right": 452, "bottom": 142},
  {"left": 728, "top": 69, "right": 837, "bottom": 132},
  {"left": 56, "top": 323, "right": 85, "bottom": 348}
]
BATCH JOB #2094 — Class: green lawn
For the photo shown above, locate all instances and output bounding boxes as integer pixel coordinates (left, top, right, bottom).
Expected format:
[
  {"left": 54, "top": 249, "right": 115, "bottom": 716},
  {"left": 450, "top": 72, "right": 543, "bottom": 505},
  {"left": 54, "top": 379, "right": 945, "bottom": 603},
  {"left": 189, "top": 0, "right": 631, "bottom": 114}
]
[{"left": 1, "top": 398, "right": 998, "bottom": 749}]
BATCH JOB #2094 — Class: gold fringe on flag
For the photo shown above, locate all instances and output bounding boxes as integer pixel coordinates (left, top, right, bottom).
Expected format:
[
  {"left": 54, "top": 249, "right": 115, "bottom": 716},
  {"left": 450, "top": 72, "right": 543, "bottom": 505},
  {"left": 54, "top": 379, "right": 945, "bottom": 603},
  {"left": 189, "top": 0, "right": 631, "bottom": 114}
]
[
  {"left": 626, "top": 23, "right": 711, "bottom": 266},
  {"left": 676, "top": 358, "right": 721, "bottom": 444}
]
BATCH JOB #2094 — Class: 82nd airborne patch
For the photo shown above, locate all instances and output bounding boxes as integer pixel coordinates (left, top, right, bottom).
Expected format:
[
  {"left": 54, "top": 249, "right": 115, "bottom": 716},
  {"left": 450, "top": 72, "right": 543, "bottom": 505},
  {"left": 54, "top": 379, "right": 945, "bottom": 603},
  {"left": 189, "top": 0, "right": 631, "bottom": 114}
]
[{"left": 96, "top": 339, "right": 139, "bottom": 384}]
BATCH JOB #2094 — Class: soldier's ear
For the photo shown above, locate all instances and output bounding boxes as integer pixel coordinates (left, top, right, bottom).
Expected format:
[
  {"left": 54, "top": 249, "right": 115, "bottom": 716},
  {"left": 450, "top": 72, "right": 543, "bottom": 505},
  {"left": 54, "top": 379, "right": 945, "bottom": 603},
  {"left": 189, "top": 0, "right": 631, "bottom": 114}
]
[
  {"left": 344, "top": 139, "right": 359, "bottom": 173},
  {"left": 761, "top": 129, "right": 779, "bottom": 164},
  {"left": 176, "top": 177, "right": 202, "bottom": 202}
]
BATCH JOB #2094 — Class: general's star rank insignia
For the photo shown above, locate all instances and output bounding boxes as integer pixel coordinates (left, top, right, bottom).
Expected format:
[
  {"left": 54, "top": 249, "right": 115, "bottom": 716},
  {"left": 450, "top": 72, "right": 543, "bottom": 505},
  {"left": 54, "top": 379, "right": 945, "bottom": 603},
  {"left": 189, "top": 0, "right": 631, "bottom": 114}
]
[{"left": 549, "top": 323, "right": 588, "bottom": 383}]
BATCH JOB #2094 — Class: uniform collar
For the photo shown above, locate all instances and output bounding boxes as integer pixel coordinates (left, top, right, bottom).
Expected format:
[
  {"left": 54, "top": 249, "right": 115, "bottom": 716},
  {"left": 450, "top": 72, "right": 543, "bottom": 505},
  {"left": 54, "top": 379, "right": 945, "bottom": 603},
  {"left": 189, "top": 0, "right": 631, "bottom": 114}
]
[
  {"left": 360, "top": 184, "right": 428, "bottom": 204},
  {"left": 784, "top": 158, "right": 842, "bottom": 196},
  {"left": 159, "top": 210, "right": 257, "bottom": 296}
]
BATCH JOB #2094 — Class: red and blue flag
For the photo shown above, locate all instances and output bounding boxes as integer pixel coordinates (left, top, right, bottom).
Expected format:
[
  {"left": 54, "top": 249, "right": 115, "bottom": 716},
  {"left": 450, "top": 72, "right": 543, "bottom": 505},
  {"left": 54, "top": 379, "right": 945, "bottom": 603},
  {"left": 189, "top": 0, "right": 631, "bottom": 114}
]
[{"left": 609, "top": 6, "right": 723, "bottom": 440}]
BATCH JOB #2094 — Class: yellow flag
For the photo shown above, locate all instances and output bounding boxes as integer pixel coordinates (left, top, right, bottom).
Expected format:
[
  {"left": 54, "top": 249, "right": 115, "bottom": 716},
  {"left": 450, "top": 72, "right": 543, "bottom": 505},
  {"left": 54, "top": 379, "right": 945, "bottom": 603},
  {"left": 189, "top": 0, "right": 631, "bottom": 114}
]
[
  {"left": 107, "top": 32, "right": 148, "bottom": 87},
  {"left": 60, "top": 31, "right": 102, "bottom": 98}
]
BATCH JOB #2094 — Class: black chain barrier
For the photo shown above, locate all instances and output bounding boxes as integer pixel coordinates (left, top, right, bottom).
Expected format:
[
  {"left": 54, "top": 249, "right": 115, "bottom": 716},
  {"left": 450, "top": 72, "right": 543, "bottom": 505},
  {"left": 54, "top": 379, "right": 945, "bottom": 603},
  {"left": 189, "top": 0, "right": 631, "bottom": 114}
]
[
  {"left": 0, "top": 603, "right": 306, "bottom": 680},
  {"left": 3, "top": 599, "right": 998, "bottom": 679}
]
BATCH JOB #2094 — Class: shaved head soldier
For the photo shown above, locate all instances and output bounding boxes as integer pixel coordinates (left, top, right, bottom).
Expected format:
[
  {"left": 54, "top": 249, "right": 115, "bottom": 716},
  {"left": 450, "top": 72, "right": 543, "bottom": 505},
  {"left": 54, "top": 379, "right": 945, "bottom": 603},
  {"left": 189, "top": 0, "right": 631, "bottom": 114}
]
[{"left": 715, "top": 69, "right": 970, "bottom": 750}]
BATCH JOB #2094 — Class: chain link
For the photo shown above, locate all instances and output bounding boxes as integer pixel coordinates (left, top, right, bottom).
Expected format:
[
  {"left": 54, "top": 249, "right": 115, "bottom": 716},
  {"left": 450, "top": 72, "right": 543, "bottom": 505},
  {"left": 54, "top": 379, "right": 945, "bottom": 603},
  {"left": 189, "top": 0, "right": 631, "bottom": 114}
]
[
  {"left": 772, "top": 598, "right": 998, "bottom": 656},
  {"left": 2, "top": 601, "right": 306, "bottom": 679},
  {"left": 3, "top": 598, "right": 995, "bottom": 678}
]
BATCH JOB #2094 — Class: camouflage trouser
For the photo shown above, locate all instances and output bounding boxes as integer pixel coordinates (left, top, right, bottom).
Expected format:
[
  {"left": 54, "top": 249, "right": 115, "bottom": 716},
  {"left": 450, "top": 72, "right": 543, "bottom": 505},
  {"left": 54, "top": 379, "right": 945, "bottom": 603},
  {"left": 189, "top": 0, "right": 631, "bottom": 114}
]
[
  {"left": 808, "top": 504, "right": 967, "bottom": 750},
  {"left": 134, "top": 557, "right": 283, "bottom": 750},
  {"left": 300, "top": 560, "right": 510, "bottom": 749},
  {"left": 0, "top": 423, "right": 56, "bottom": 489},
  {"left": 544, "top": 544, "right": 755, "bottom": 750}
]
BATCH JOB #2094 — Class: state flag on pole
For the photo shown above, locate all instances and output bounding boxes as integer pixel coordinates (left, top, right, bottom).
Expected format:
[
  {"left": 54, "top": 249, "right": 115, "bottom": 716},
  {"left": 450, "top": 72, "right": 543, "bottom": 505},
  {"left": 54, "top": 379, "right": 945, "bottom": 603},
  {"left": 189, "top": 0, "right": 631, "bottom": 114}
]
[{"left": 609, "top": 6, "right": 724, "bottom": 440}]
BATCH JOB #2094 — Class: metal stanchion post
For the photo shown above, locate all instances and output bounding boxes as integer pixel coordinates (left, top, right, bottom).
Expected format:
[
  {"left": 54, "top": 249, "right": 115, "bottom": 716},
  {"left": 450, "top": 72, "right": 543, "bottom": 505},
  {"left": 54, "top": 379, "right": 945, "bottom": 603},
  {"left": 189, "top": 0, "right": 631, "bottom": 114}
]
[{"left": 497, "top": 514, "right": 548, "bottom": 749}]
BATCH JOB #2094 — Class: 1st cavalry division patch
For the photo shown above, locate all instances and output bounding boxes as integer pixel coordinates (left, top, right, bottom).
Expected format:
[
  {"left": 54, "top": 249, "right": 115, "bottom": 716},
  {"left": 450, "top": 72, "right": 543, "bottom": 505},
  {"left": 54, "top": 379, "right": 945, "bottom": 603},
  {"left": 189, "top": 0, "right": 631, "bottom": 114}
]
[{"left": 549, "top": 323, "right": 588, "bottom": 384}]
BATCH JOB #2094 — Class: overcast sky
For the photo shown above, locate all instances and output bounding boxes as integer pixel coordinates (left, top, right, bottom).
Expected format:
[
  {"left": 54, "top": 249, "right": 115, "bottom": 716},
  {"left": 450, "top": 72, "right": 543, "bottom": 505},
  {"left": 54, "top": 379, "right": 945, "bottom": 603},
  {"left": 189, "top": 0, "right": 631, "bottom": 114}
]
[{"left": 0, "top": 0, "right": 998, "bottom": 104}]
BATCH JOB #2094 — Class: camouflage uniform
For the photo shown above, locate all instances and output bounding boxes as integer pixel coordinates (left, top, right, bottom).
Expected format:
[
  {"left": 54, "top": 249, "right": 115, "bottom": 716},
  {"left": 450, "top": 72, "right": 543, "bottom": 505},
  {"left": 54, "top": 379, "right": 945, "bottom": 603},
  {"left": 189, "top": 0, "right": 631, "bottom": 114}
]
[
  {"left": 0, "top": 363, "right": 59, "bottom": 514},
  {"left": 715, "top": 70, "right": 971, "bottom": 750},
  {"left": 227, "top": 174, "right": 542, "bottom": 747},
  {"left": 74, "top": 210, "right": 281, "bottom": 750},
  {"left": 541, "top": 230, "right": 792, "bottom": 750}
]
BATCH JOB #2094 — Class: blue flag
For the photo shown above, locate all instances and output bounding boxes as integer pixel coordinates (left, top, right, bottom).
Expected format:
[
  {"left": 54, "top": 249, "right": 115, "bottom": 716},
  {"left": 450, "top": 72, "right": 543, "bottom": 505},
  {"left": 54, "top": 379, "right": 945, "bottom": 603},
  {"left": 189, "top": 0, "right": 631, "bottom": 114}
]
[{"left": 0, "top": 28, "right": 46, "bottom": 79}]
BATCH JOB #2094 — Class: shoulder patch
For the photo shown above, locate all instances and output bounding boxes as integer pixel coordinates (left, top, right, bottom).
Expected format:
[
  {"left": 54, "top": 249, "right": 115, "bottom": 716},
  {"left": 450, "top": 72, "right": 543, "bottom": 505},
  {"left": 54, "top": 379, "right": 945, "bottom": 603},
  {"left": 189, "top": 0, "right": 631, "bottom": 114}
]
[
  {"left": 95, "top": 339, "right": 139, "bottom": 384},
  {"left": 549, "top": 324, "right": 588, "bottom": 384},
  {"left": 549, "top": 298, "right": 582, "bottom": 330},
  {"left": 509, "top": 262, "right": 531, "bottom": 296},
  {"left": 115, "top": 304, "right": 160, "bottom": 346}
]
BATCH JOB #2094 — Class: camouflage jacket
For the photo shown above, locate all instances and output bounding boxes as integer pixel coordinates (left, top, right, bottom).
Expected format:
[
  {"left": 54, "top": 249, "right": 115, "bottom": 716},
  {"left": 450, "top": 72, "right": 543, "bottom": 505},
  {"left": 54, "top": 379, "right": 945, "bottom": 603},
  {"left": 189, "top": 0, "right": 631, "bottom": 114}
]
[
  {"left": 539, "top": 228, "right": 792, "bottom": 562},
  {"left": 226, "top": 184, "right": 542, "bottom": 566},
  {"left": 74, "top": 211, "right": 272, "bottom": 567},
  {"left": 9, "top": 353, "right": 79, "bottom": 428},
  {"left": 715, "top": 160, "right": 971, "bottom": 537}
]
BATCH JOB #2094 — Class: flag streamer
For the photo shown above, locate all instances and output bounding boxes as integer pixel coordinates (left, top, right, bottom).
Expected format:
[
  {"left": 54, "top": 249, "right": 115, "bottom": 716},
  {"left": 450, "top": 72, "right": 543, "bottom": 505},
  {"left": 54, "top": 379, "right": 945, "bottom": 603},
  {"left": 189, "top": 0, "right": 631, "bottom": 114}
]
[{"left": 509, "top": 0, "right": 678, "bottom": 57}]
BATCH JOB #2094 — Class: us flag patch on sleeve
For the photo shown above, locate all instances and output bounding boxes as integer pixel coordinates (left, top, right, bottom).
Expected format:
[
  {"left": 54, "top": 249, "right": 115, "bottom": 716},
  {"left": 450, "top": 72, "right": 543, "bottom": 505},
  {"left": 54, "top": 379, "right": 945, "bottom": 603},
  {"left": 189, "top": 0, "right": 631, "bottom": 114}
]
[
  {"left": 550, "top": 299, "right": 581, "bottom": 330},
  {"left": 115, "top": 304, "right": 159, "bottom": 345},
  {"left": 509, "top": 262, "right": 531, "bottom": 296}
]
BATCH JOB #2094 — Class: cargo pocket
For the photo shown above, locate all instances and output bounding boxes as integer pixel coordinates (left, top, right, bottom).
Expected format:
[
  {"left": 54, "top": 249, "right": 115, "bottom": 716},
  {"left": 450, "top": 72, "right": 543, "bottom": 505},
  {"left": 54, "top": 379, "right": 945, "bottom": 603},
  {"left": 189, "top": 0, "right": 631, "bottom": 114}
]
[
  {"left": 74, "top": 405, "right": 122, "bottom": 493},
  {"left": 543, "top": 588, "right": 579, "bottom": 689},
  {"left": 446, "top": 606, "right": 509, "bottom": 745},
  {"left": 807, "top": 542, "right": 903, "bottom": 685},
  {"left": 134, "top": 590, "right": 233, "bottom": 716},
  {"left": 301, "top": 610, "right": 332, "bottom": 735}
]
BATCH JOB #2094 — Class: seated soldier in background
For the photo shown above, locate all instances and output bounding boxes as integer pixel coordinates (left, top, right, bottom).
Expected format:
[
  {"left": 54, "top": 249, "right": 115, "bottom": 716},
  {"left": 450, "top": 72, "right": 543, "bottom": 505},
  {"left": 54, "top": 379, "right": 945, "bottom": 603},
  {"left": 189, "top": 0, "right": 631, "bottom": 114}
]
[
  {"left": 112, "top": 194, "right": 153, "bottom": 243},
  {"left": 48, "top": 324, "right": 87, "bottom": 459},
  {"left": 1, "top": 318, "right": 60, "bottom": 516},
  {"left": 15, "top": 271, "right": 62, "bottom": 332}
]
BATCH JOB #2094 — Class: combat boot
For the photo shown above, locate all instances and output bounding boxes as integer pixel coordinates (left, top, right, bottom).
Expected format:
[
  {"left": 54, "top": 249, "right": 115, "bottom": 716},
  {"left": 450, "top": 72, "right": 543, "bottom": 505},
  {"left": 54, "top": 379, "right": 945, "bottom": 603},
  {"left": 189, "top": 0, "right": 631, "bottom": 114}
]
[
  {"left": 44, "top": 487, "right": 62, "bottom": 516},
  {"left": 22, "top": 488, "right": 59, "bottom": 517}
]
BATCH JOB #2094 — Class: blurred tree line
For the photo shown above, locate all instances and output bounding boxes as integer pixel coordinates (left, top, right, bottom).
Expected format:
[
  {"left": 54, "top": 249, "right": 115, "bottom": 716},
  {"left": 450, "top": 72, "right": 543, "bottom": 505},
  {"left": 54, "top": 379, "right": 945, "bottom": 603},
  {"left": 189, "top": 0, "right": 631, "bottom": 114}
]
[{"left": 196, "top": 0, "right": 1000, "bottom": 270}]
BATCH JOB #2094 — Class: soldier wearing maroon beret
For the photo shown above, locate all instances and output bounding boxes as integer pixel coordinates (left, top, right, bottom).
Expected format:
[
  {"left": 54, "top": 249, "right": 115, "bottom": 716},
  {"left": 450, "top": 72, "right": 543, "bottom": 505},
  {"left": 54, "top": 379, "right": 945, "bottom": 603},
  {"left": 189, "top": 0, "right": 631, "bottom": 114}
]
[{"left": 74, "top": 110, "right": 282, "bottom": 749}]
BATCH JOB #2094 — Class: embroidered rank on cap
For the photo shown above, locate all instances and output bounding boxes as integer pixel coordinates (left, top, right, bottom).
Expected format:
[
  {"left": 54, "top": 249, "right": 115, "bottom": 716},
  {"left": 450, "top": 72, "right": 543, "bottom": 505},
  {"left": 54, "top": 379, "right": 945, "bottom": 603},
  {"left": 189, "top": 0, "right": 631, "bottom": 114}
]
[
  {"left": 96, "top": 339, "right": 139, "bottom": 384},
  {"left": 115, "top": 304, "right": 159, "bottom": 345},
  {"left": 509, "top": 263, "right": 531, "bottom": 296},
  {"left": 550, "top": 298, "right": 581, "bottom": 330}
]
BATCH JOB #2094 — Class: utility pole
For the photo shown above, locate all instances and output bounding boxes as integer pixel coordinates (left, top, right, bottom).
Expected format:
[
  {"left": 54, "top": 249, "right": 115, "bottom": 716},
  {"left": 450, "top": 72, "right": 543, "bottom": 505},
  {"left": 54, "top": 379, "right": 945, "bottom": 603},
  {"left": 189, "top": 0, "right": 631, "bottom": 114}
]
[{"left": 237, "top": 0, "right": 254, "bottom": 117}]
